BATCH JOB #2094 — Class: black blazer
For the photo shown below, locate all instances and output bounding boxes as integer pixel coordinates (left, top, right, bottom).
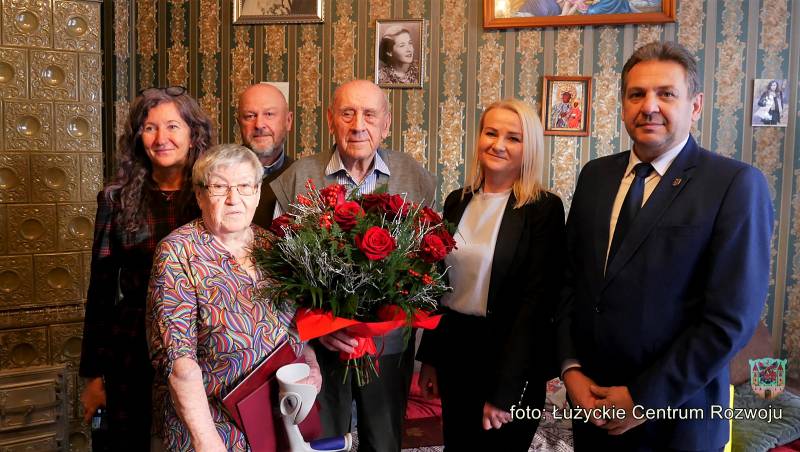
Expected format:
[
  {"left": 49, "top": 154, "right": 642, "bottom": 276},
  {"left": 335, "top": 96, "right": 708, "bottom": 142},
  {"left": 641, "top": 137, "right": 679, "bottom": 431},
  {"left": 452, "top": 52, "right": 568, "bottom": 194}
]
[
  {"left": 417, "top": 188, "right": 565, "bottom": 409},
  {"left": 252, "top": 153, "right": 294, "bottom": 229}
]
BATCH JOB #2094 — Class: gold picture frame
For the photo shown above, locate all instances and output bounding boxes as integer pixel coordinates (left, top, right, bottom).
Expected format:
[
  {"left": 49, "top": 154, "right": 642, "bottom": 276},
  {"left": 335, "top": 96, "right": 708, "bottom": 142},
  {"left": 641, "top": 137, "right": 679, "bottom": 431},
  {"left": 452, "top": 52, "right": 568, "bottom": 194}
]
[
  {"left": 232, "top": 0, "right": 324, "bottom": 25},
  {"left": 375, "top": 19, "right": 425, "bottom": 89},
  {"left": 542, "top": 75, "right": 592, "bottom": 136},
  {"left": 483, "top": 0, "right": 676, "bottom": 29}
]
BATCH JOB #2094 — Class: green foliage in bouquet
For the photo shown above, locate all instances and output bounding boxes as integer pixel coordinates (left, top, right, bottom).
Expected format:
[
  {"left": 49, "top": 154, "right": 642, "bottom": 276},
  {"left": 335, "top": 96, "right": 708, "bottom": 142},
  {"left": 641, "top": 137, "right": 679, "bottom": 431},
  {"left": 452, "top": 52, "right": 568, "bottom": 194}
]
[{"left": 254, "top": 180, "right": 455, "bottom": 324}]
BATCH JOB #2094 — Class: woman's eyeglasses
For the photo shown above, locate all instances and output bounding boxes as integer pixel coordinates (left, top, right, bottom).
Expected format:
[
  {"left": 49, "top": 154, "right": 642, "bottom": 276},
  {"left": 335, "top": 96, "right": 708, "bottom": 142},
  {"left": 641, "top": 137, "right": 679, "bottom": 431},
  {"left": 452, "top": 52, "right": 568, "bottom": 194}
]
[
  {"left": 138, "top": 86, "right": 187, "bottom": 97},
  {"left": 202, "top": 183, "right": 259, "bottom": 197}
]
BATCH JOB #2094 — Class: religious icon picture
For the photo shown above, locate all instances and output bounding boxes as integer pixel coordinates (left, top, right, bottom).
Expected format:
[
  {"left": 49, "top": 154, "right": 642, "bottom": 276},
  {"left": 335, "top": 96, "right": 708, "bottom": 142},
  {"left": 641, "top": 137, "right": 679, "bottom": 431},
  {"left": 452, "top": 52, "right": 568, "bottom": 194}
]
[
  {"left": 751, "top": 79, "right": 788, "bottom": 127},
  {"left": 483, "top": 0, "right": 675, "bottom": 29},
  {"left": 542, "top": 75, "right": 592, "bottom": 136},
  {"left": 375, "top": 19, "right": 425, "bottom": 89}
]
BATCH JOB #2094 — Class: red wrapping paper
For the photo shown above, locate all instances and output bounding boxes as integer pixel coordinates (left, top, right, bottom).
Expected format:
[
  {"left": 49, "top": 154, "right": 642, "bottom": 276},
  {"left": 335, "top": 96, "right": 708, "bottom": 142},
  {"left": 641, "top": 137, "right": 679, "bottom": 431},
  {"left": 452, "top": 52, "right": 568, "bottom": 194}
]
[{"left": 295, "top": 306, "right": 442, "bottom": 360}]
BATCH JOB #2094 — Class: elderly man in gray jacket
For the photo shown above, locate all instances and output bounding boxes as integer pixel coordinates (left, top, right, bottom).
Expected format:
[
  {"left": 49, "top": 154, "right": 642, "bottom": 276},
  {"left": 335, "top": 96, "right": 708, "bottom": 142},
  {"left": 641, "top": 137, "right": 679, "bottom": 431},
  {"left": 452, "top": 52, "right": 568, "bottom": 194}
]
[{"left": 271, "top": 79, "right": 436, "bottom": 452}]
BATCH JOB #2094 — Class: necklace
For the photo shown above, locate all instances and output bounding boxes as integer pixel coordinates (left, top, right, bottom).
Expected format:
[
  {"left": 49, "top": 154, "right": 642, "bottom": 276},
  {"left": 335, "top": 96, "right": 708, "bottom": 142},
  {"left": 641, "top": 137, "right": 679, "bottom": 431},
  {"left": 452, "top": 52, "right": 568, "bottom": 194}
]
[{"left": 160, "top": 190, "right": 177, "bottom": 201}]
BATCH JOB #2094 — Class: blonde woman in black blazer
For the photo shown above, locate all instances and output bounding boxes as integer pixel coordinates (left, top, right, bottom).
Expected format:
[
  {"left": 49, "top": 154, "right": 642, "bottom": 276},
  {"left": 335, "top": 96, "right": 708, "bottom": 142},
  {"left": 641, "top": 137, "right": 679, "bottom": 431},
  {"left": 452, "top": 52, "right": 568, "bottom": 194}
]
[{"left": 417, "top": 98, "right": 565, "bottom": 451}]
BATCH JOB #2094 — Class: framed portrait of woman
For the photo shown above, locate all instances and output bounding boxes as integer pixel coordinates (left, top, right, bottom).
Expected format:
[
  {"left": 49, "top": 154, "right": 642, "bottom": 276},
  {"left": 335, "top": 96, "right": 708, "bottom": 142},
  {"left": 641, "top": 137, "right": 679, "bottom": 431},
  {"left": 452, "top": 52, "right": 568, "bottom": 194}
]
[
  {"left": 375, "top": 19, "right": 425, "bottom": 89},
  {"left": 542, "top": 75, "right": 592, "bottom": 136}
]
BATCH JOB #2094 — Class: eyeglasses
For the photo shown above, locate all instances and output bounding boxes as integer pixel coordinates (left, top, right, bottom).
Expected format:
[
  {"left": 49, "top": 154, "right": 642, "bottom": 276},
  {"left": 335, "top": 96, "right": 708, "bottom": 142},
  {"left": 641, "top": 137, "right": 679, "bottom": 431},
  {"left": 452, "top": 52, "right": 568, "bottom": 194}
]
[
  {"left": 202, "top": 183, "right": 259, "bottom": 197},
  {"left": 138, "top": 86, "right": 187, "bottom": 97}
]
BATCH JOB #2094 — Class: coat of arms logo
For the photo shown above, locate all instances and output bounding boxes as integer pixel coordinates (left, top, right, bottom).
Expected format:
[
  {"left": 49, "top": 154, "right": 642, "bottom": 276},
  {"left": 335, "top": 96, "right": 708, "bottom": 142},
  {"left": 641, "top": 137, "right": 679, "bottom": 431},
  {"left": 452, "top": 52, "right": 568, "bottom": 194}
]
[{"left": 749, "top": 357, "right": 787, "bottom": 399}]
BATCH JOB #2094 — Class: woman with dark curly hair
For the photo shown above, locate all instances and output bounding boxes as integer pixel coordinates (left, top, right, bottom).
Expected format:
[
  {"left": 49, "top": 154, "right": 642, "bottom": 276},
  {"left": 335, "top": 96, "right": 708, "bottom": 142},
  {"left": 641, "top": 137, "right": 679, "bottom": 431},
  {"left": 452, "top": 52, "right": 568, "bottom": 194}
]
[{"left": 79, "top": 86, "right": 213, "bottom": 451}]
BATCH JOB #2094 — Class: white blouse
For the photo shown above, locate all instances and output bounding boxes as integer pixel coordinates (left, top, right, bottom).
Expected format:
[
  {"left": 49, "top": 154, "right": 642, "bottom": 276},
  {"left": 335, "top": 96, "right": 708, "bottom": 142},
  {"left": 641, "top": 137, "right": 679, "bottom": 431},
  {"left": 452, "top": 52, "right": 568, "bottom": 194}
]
[{"left": 441, "top": 189, "right": 511, "bottom": 316}]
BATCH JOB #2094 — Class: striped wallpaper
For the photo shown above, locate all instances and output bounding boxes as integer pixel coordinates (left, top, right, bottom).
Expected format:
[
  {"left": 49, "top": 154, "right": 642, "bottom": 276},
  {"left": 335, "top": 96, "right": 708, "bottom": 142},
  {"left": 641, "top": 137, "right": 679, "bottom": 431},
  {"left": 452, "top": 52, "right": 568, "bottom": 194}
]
[{"left": 108, "top": 0, "right": 799, "bottom": 381}]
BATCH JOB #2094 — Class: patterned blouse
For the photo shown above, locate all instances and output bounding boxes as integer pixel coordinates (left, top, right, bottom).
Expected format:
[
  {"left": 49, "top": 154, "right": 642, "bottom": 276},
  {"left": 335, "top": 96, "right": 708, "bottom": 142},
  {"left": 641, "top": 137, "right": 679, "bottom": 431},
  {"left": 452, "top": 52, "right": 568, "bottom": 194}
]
[
  {"left": 377, "top": 61, "right": 420, "bottom": 85},
  {"left": 148, "top": 218, "right": 299, "bottom": 451}
]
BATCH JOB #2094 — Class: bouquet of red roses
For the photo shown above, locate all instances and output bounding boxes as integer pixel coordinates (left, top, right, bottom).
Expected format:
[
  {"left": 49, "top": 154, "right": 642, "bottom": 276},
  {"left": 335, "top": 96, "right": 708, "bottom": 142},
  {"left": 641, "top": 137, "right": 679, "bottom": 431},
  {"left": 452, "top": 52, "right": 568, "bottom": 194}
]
[{"left": 254, "top": 180, "right": 456, "bottom": 385}]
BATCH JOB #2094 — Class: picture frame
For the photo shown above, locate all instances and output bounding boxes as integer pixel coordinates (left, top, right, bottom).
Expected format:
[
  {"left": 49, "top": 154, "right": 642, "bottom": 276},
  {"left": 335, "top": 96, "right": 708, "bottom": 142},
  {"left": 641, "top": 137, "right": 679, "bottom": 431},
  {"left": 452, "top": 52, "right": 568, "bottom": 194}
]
[
  {"left": 483, "top": 0, "right": 676, "bottom": 29},
  {"left": 542, "top": 75, "right": 592, "bottom": 136},
  {"left": 232, "top": 0, "right": 324, "bottom": 25},
  {"left": 375, "top": 19, "right": 425, "bottom": 89},
  {"left": 751, "top": 79, "right": 789, "bottom": 128}
]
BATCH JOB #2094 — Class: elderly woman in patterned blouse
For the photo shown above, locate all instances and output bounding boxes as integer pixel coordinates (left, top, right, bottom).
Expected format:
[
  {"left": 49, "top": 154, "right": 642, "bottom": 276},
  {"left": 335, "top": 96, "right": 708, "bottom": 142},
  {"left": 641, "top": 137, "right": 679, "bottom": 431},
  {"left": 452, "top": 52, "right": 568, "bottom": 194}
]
[{"left": 147, "top": 143, "right": 321, "bottom": 451}]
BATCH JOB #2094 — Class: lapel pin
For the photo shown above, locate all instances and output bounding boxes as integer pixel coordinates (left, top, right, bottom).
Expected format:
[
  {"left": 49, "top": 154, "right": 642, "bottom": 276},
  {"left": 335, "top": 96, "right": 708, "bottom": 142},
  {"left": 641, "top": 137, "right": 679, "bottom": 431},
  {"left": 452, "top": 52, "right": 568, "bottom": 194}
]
[{"left": 672, "top": 178, "right": 682, "bottom": 187}]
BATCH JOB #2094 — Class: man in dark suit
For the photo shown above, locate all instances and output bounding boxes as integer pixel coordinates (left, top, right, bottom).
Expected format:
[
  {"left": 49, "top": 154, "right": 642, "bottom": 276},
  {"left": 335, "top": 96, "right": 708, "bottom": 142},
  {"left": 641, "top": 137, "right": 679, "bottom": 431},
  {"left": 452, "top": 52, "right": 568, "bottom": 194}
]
[
  {"left": 557, "top": 41, "right": 773, "bottom": 451},
  {"left": 237, "top": 82, "right": 294, "bottom": 227}
]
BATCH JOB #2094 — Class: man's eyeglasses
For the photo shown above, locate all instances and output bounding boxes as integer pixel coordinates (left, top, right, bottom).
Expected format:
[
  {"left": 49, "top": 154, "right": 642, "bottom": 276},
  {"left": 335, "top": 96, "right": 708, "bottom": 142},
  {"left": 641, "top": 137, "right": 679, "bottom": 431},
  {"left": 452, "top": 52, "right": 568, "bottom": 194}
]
[
  {"left": 138, "top": 86, "right": 187, "bottom": 97},
  {"left": 202, "top": 183, "right": 259, "bottom": 197}
]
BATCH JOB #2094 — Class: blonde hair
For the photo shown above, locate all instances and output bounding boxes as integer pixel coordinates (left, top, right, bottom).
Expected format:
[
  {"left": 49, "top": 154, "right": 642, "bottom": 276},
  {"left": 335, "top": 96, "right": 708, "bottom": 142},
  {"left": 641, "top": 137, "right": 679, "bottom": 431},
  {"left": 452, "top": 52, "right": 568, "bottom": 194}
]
[{"left": 464, "top": 98, "right": 546, "bottom": 208}]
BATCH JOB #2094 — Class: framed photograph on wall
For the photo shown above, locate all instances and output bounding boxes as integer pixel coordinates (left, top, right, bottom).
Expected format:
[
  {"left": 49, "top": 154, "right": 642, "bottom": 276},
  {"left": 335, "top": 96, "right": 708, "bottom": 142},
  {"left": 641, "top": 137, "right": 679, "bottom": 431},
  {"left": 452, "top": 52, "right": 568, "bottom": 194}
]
[
  {"left": 483, "top": 0, "right": 676, "bottom": 29},
  {"left": 375, "top": 19, "right": 424, "bottom": 89},
  {"left": 542, "top": 75, "right": 592, "bottom": 136},
  {"left": 232, "top": 0, "right": 324, "bottom": 24},
  {"left": 751, "top": 79, "right": 788, "bottom": 127}
]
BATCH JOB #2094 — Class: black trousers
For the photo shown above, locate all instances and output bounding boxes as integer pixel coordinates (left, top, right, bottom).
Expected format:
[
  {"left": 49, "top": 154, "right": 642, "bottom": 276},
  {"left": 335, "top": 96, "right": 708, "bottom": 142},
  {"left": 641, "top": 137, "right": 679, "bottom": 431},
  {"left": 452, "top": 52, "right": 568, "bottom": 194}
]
[
  {"left": 101, "top": 337, "right": 153, "bottom": 452},
  {"left": 434, "top": 313, "right": 540, "bottom": 452},
  {"left": 315, "top": 343, "right": 415, "bottom": 452}
]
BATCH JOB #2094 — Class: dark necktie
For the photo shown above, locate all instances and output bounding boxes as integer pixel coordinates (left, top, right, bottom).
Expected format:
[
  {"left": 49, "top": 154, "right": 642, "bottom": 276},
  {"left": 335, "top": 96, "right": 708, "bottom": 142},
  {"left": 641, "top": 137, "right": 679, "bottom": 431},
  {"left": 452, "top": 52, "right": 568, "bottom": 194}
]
[{"left": 607, "top": 162, "right": 655, "bottom": 266}]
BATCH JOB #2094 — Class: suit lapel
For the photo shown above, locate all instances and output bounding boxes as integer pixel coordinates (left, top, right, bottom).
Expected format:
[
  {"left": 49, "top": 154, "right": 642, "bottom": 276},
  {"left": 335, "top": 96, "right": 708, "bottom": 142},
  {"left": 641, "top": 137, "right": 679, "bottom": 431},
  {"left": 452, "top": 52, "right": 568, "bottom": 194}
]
[
  {"left": 444, "top": 191, "right": 471, "bottom": 226},
  {"left": 593, "top": 153, "right": 630, "bottom": 284},
  {"left": 377, "top": 148, "right": 393, "bottom": 194},
  {"left": 602, "top": 137, "right": 699, "bottom": 287},
  {"left": 444, "top": 191, "right": 522, "bottom": 310},
  {"left": 487, "top": 194, "right": 523, "bottom": 306}
]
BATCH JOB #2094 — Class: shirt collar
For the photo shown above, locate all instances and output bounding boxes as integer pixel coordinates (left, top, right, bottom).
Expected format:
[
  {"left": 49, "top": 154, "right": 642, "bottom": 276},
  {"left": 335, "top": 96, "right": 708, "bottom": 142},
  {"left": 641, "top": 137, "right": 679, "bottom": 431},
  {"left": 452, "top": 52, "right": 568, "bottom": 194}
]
[
  {"left": 325, "top": 145, "right": 391, "bottom": 178},
  {"left": 262, "top": 147, "right": 286, "bottom": 178},
  {"left": 627, "top": 135, "right": 689, "bottom": 177}
]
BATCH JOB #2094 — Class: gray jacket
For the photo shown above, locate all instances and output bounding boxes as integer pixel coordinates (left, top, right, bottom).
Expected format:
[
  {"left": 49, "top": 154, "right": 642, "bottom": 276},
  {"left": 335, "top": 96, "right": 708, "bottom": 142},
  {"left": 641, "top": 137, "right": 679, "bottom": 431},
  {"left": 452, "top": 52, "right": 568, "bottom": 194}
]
[{"left": 270, "top": 147, "right": 437, "bottom": 214}]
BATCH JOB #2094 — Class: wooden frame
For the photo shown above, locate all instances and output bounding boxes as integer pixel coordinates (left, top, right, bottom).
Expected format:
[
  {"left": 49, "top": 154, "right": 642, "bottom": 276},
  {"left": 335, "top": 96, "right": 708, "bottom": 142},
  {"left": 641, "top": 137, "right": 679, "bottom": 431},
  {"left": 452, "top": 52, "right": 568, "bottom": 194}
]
[
  {"left": 232, "top": 0, "right": 324, "bottom": 25},
  {"left": 483, "top": 0, "right": 676, "bottom": 29},
  {"left": 375, "top": 19, "right": 425, "bottom": 89},
  {"left": 542, "top": 75, "right": 592, "bottom": 136}
]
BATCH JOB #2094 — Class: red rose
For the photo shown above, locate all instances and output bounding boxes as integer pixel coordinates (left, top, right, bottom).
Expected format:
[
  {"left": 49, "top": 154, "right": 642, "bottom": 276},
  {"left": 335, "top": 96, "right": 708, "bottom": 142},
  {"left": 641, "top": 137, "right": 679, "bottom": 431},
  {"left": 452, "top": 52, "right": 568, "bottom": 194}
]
[
  {"left": 386, "top": 194, "right": 410, "bottom": 218},
  {"left": 417, "top": 206, "right": 442, "bottom": 225},
  {"left": 333, "top": 201, "right": 364, "bottom": 231},
  {"left": 419, "top": 233, "right": 448, "bottom": 263},
  {"left": 355, "top": 226, "right": 396, "bottom": 260},
  {"left": 320, "top": 184, "right": 347, "bottom": 208},
  {"left": 269, "top": 214, "right": 293, "bottom": 237},
  {"left": 433, "top": 227, "right": 457, "bottom": 252},
  {"left": 360, "top": 193, "right": 391, "bottom": 213}
]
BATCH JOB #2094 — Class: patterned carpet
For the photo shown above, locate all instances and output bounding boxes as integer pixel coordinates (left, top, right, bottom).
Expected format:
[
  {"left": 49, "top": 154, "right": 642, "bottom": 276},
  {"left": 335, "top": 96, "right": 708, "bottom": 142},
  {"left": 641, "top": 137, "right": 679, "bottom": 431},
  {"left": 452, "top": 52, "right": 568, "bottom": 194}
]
[{"left": 351, "top": 379, "right": 574, "bottom": 452}]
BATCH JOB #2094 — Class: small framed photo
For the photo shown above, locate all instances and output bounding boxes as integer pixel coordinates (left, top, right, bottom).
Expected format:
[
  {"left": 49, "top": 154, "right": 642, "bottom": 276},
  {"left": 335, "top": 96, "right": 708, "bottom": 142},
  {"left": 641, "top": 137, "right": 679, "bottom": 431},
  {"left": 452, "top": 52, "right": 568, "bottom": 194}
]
[
  {"left": 232, "top": 0, "right": 324, "bottom": 25},
  {"left": 375, "top": 19, "right": 424, "bottom": 89},
  {"left": 542, "top": 75, "right": 592, "bottom": 136},
  {"left": 751, "top": 79, "right": 788, "bottom": 127}
]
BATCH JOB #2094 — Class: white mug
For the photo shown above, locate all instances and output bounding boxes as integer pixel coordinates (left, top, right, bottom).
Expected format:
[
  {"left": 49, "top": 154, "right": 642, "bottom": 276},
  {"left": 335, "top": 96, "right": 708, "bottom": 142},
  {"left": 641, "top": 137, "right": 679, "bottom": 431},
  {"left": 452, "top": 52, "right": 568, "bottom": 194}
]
[{"left": 276, "top": 363, "right": 316, "bottom": 424}]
